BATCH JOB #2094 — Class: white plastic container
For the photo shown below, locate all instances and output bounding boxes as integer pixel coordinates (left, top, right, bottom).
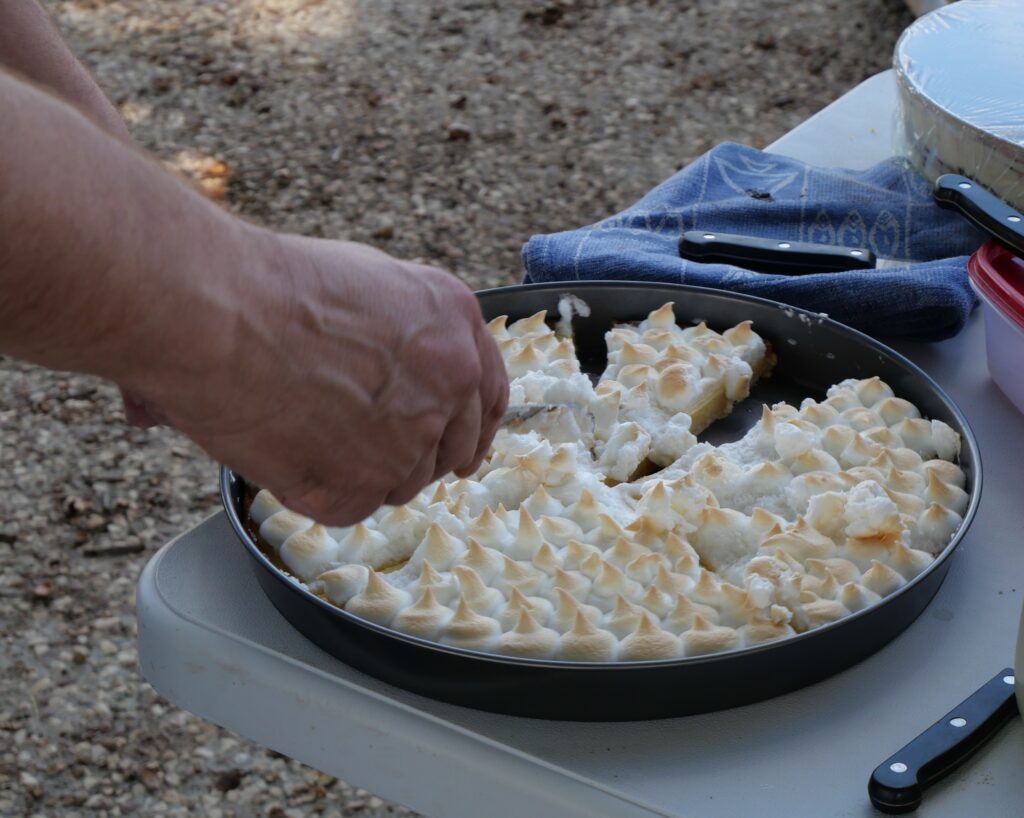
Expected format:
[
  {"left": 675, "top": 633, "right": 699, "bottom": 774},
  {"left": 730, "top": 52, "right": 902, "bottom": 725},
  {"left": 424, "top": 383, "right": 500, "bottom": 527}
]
[{"left": 968, "top": 240, "right": 1024, "bottom": 414}]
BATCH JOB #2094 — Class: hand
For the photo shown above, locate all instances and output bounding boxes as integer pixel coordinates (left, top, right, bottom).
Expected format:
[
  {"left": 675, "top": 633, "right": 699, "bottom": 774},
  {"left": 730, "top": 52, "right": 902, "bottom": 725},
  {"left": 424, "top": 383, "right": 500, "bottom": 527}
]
[
  {"left": 0, "top": 70, "right": 504, "bottom": 522},
  {"left": 127, "top": 232, "right": 508, "bottom": 526}
]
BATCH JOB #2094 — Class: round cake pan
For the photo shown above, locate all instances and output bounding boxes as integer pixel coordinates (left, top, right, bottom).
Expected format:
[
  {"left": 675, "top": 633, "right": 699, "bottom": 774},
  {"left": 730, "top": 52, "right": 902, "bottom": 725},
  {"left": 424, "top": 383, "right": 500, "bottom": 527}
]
[{"left": 221, "top": 281, "right": 981, "bottom": 721}]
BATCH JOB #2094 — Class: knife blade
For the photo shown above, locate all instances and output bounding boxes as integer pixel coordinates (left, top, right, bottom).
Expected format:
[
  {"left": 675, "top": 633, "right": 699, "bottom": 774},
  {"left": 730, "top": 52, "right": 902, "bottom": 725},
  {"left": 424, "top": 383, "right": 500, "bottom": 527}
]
[
  {"left": 500, "top": 404, "right": 565, "bottom": 427},
  {"left": 500, "top": 403, "right": 595, "bottom": 431}
]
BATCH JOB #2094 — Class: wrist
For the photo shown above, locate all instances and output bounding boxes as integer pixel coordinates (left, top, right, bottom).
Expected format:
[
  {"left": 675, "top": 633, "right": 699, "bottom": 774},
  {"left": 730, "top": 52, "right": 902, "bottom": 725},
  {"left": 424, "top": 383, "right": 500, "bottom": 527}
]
[{"left": 114, "top": 215, "right": 278, "bottom": 416}]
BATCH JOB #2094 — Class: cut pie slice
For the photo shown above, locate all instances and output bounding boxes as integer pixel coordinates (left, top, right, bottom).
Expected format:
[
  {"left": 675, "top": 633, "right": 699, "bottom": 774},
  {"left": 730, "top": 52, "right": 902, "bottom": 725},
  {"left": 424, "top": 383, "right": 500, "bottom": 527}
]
[
  {"left": 593, "top": 303, "right": 774, "bottom": 471},
  {"left": 600, "top": 302, "right": 775, "bottom": 435}
]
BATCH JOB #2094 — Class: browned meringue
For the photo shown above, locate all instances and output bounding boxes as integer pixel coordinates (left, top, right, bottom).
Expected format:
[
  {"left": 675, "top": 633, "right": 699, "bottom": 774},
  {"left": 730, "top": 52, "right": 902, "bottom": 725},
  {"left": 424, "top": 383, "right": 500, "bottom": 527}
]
[
  {"left": 497, "top": 609, "right": 560, "bottom": 658},
  {"left": 392, "top": 589, "right": 454, "bottom": 639},
  {"left": 682, "top": 615, "right": 741, "bottom": 657},
  {"left": 663, "top": 593, "right": 721, "bottom": 632},
  {"left": 740, "top": 615, "right": 797, "bottom": 647},
  {"left": 346, "top": 570, "right": 412, "bottom": 626},
  {"left": 619, "top": 613, "right": 681, "bottom": 661},
  {"left": 254, "top": 314, "right": 969, "bottom": 665},
  {"left": 440, "top": 598, "right": 502, "bottom": 651},
  {"left": 558, "top": 611, "right": 619, "bottom": 662}
]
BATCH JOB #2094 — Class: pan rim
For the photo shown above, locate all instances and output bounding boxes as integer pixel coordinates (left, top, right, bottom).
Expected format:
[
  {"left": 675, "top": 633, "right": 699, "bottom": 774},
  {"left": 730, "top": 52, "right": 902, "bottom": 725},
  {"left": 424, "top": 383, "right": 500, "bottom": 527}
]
[{"left": 220, "top": 280, "right": 982, "bottom": 672}]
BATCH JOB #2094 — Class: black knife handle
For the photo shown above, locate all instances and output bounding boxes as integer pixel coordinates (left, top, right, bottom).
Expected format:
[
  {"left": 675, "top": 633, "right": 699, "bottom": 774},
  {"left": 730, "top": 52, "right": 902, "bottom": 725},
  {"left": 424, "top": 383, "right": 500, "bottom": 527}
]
[
  {"left": 868, "top": 668, "right": 1019, "bottom": 814},
  {"left": 933, "top": 174, "right": 1024, "bottom": 258},
  {"left": 678, "top": 230, "right": 876, "bottom": 274}
]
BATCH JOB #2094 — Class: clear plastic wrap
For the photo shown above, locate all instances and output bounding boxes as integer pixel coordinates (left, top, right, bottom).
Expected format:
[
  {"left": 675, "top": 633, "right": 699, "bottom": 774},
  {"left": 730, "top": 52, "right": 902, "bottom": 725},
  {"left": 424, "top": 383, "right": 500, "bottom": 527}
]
[{"left": 894, "top": 0, "right": 1024, "bottom": 210}]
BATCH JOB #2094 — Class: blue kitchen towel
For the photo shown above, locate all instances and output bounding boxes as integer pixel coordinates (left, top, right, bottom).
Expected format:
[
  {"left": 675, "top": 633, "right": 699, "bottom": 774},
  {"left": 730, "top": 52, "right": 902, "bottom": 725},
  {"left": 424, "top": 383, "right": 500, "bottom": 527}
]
[{"left": 521, "top": 142, "right": 986, "bottom": 340}]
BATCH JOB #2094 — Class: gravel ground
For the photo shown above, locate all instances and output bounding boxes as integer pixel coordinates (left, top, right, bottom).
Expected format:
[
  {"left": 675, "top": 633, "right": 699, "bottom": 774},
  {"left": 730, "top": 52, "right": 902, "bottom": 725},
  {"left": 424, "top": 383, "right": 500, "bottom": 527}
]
[{"left": 1, "top": 1, "right": 912, "bottom": 815}]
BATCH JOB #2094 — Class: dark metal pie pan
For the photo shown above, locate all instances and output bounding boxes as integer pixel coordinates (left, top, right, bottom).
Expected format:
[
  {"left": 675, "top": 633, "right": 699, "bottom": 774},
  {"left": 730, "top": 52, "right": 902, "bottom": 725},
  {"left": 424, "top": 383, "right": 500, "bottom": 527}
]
[{"left": 221, "top": 281, "right": 981, "bottom": 720}]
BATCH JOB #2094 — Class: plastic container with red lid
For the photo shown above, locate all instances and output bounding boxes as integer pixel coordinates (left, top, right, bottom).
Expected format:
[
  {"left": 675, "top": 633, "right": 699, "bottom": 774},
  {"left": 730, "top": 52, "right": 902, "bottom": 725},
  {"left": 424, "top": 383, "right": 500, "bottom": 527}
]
[{"left": 968, "top": 239, "right": 1024, "bottom": 413}]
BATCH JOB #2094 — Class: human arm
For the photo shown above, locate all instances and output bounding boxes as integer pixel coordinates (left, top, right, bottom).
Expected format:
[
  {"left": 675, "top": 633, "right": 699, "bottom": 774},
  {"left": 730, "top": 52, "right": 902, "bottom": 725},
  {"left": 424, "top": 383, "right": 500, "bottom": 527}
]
[
  {"left": 0, "top": 69, "right": 508, "bottom": 524},
  {"left": 0, "top": 0, "right": 130, "bottom": 139},
  {"left": 0, "top": 0, "right": 160, "bottom": 423}
]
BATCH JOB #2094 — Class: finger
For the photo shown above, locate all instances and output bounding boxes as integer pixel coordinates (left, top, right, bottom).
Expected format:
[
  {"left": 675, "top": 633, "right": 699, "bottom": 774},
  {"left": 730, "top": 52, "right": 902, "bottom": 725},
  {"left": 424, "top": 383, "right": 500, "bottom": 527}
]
[
  {"left": 435, "top": 390, "right": 483, "bottom": 480},
  {"left": 486, "top": 331, "right": 510, "bottom": 422},
  {"left": 275, "top": 470, "right": 382, "bottom": 527},
  {"left": 464, "top": 333, "right": 505, "bottom": 472},
  {"left": 385, "top": 443, "right": 440, "bottom": 507},
  {"left": 281, "top": 482, "right": 387, "bottom": 527},
  {"left": 465, "top": 330, "right": 508, "bottom": 470}
]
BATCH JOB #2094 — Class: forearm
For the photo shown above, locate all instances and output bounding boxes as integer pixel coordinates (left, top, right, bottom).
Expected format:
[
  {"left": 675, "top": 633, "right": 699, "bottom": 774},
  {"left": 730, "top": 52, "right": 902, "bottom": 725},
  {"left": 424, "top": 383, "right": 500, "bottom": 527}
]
[
  {"left": 0, "top": 0, "right": 129, "bottom": 139},
  {"left": 0, "top": 70, "right": 273, "bottom": 393}
]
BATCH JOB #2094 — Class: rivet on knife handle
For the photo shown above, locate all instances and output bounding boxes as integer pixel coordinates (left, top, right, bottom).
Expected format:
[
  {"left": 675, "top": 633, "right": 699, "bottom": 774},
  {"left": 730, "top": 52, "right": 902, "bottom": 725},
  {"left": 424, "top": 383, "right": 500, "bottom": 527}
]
[
  {"left": 678, "top": 230, "right": 876, "bottom": 275},
  {"left": 933, "top": 174, "right": 1024, "bottom": 258},
  {"left": 867, "top": 668, "right": 1018, "bottom": 814}
]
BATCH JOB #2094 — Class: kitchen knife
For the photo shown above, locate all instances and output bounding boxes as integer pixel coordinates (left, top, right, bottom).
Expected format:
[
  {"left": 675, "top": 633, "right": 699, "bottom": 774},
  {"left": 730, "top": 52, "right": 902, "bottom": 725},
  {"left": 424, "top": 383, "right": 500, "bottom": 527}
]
[
  {"left": 867, "top": 668, "right": 1019, "bottom": 814},
  {"left": 500, "top": 404, "right": 568, "bottom": 427},
  {"left": 933, "top": 174, "right": 1024, "bottom": 258},
  {"left": 679, "top": 230, "right": 877, "bottom": 274},
  {"left": 499, "top": 403, "right": 598, "bottom": 434}
]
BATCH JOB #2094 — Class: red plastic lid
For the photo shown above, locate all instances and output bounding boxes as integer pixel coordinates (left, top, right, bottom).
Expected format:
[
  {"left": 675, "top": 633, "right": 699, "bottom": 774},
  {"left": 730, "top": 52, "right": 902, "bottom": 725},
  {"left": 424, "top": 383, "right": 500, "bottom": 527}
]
[{"left": 968, "top": 240, "right": 1024, "bottom": 329}]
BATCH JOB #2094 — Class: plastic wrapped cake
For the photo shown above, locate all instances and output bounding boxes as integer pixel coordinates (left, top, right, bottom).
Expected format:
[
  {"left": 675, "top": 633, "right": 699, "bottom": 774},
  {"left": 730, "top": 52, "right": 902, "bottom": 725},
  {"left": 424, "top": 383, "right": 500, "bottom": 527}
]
[{"left": 894, "top": 0, "right": 1024, "bottom": 209}]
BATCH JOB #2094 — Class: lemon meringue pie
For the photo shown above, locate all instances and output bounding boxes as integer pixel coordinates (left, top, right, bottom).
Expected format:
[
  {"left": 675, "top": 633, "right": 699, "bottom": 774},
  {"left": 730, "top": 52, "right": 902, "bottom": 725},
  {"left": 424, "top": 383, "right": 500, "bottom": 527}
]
[{"left": 247, "top": 301, "right": 967, "bottom": 663}]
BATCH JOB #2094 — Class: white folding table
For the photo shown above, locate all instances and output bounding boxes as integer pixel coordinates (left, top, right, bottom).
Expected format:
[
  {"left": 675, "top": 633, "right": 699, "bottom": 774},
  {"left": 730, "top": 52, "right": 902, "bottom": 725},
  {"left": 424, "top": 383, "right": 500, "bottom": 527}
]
[{"left": 137, "top": 71, "right": 1024, "bottom": 817}]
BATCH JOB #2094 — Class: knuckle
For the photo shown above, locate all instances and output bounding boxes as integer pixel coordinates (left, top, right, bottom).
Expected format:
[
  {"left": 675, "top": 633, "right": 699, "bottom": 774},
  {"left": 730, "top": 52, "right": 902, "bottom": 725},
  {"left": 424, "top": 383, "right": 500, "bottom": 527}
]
[
  {"left": 460, "top": 357, "right": 483, "bottom": 390},
  {"left": 416, "top": 413, "right": 448, "bottom": 445},
  {"left": 451, "top": 285, "right": 481, "bottom": 320}
]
